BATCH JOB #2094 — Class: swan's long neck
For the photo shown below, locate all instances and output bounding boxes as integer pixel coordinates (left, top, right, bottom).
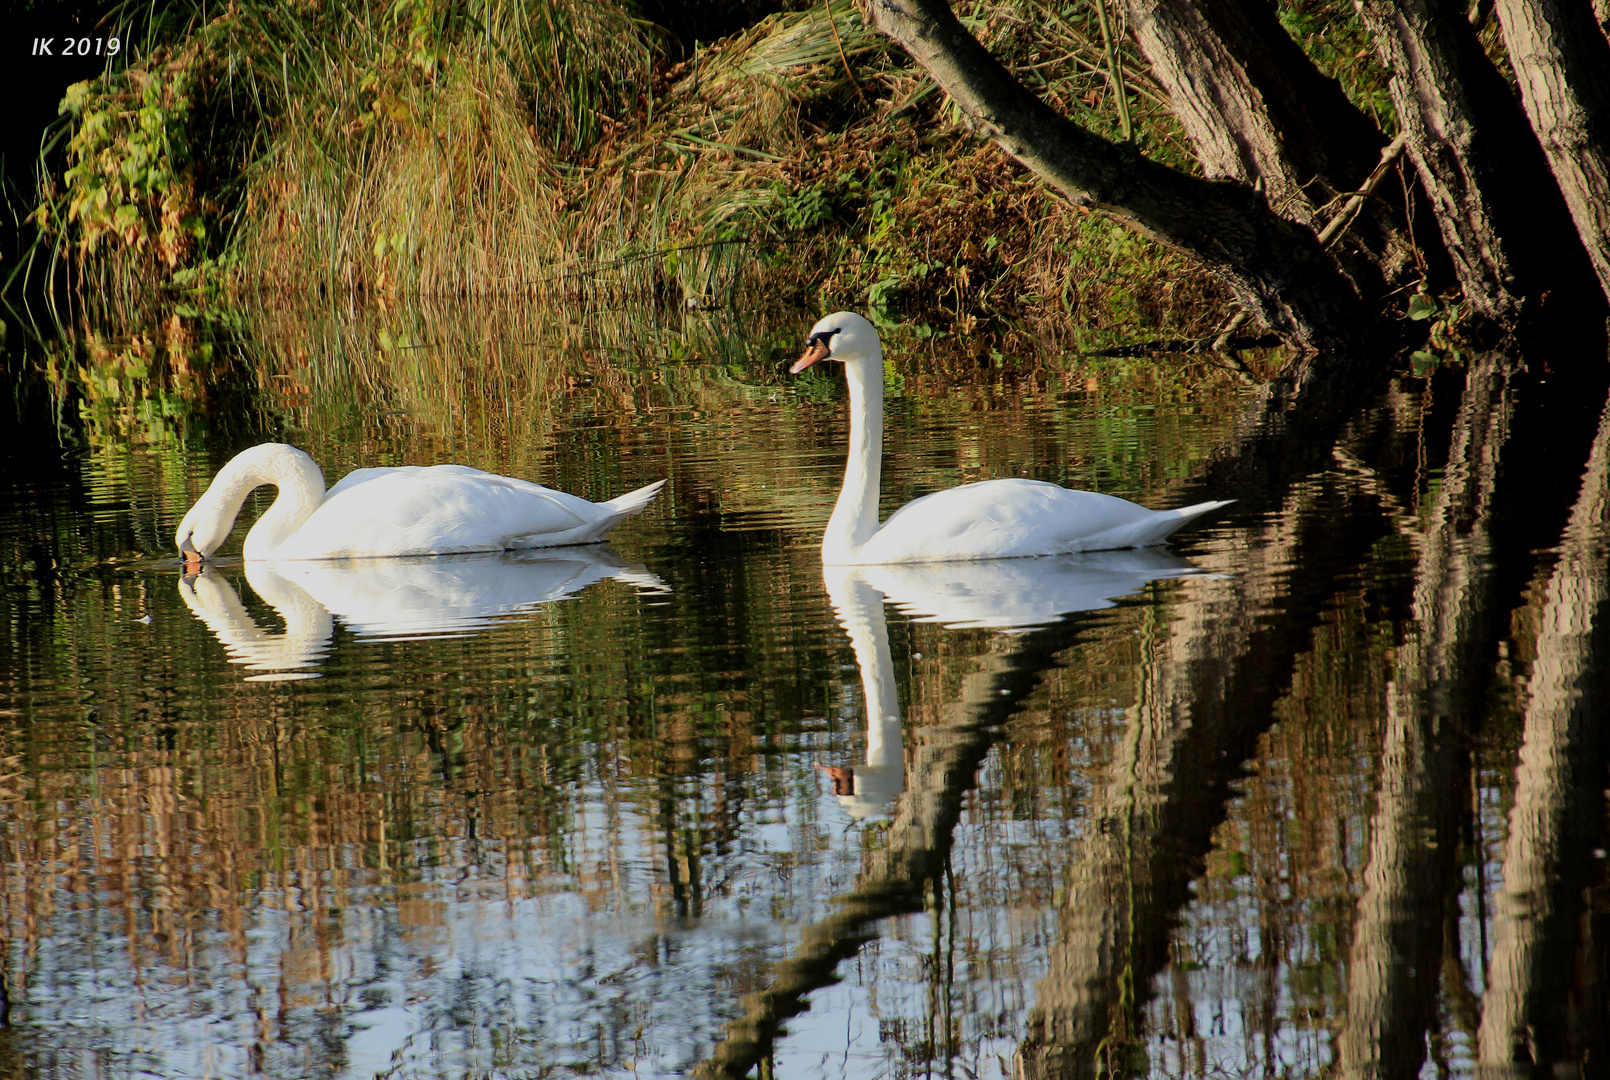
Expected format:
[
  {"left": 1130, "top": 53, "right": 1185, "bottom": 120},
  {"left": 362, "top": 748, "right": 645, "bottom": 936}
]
[
  {"left": 243, "top": 454, "right": 326, "bottom": 559},
  {"left": 195, "top": 447, "right": 327, "bottom": 559},
  {"left": 823, "top": 352, "right": 884, "bottom": 561}
]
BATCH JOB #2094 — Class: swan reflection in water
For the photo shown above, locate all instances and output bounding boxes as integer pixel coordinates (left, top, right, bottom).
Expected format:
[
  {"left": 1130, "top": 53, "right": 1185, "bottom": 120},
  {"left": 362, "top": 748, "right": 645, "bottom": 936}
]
[
  {"left": 822, "top": 549, "right": 1209, "bottom": 818},
  {"left": 178, "top": 547, "right": 669, "bottom": 681}
]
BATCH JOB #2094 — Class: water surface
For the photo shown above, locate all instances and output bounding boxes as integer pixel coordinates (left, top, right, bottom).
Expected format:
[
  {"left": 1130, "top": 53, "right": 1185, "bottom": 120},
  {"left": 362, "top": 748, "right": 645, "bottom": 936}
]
[{"left": 2, "top": 303, "right": 1606, "bottom": 1079}]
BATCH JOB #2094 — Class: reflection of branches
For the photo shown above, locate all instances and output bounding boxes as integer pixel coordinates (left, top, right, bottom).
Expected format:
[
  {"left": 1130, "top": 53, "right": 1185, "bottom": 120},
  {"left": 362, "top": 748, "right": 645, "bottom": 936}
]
[
  {"left": 1478, "top": 385, "right": 1610, "bottom": 1074},
  {"left": 1016, "top": 458, "right": 1388, "bottom": 1078},
  {"left": 694, "top": 445, "right": 1397, "bottom": 1079},
  {"left": 1338, "top": 353, "right": 1514, "bottom": 1079},
  {"left": 694, "top": 619, "right": 1106, "bottom": 1080}
]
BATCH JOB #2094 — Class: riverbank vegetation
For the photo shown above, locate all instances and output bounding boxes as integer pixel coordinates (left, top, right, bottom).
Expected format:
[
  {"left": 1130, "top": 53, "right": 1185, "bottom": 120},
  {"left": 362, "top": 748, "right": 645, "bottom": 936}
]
[
  {"left": 23, "top": 0, "right": 1610, "bottom": 362},
  {"left": 29, "top": 0, "right": 1241, "bottom": 345}
]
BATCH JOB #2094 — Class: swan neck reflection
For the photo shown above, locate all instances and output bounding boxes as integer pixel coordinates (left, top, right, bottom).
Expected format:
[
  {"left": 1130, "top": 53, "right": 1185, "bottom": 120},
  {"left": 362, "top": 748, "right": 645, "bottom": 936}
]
[
  {"left": 819, "top": 551, "right": 1212, "bottom": 819},
  {"left": 823, "top": 566, "right": 907, "bottom": 820},
  {"left": 178, "top": 565, "right": 332, "bottom": 681}
]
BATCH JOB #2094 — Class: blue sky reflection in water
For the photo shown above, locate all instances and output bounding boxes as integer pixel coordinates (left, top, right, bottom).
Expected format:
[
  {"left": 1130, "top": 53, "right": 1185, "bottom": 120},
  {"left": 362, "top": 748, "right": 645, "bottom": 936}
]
[{"left": 1, "top": 304, "right": 1608, "bottom": 1079}]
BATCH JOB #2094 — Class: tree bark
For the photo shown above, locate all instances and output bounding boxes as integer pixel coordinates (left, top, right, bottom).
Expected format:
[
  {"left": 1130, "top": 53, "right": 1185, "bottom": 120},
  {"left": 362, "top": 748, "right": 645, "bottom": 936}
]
[
  {"left": 1492, "top": 0, "right": 1610, "bottom": 304},
  {"left": 865, "top": 0, "right": 1386, "bottom": 356},
  {"left": 1122, "top": 0, "right": 1418, "bottom": 293},
  {"left": 1354, "top": 0, "right": 1599, "bottom": 321}
]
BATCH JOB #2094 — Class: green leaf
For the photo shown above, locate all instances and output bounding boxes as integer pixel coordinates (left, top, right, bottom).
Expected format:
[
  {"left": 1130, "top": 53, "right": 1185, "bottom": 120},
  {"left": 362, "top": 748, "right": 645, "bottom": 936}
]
[
  {"left": 1407, "top": 293, "right": 1437, "bottom": 321},
  {"left": 60, "top": 81, "right": 93, "bottom": 115}
]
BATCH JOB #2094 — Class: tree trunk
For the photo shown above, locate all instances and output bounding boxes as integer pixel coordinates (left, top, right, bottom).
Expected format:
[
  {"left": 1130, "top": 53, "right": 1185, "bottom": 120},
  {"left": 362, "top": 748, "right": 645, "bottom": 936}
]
[
  {"left": 1492, "top": 0, "right": 1610, "bottom": 303},
  {"left": 1122, "top": 0, "right": 1419, "bottom": 294},
  {"left": 1354, "top": 0, "right": 1598, "bottom": 321},
  {"left": 866, "top": 0, "right": 1386, "bottom": 356}
]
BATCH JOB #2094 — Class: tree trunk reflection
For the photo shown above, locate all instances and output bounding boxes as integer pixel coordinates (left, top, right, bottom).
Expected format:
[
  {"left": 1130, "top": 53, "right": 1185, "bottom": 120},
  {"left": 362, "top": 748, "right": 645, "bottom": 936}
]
[
  {"left": 1477, "top": 386, "right": 1610, "bottom": 1078},
  {"left": 1015, "top": 462, "right": 1389, "bottom": 1078},
  {"left": 694, "top": 583, "right": 1092, "bottom": 1080},
  {"left": 1337, "top": 354, "right": 1514, "bottom": 1079}
]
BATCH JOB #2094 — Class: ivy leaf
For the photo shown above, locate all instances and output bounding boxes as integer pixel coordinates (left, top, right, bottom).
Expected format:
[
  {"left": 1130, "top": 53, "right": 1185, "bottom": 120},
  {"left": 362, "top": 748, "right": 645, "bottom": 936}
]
[{"left": 1407, "top": 293, "right": 1438, "bottom": 321}]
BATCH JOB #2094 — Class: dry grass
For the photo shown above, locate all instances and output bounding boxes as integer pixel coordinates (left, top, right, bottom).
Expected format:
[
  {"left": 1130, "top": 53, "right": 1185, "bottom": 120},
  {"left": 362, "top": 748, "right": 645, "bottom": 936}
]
[{"left": 39, "top": 0, "right": 1230, "bottom": 341}]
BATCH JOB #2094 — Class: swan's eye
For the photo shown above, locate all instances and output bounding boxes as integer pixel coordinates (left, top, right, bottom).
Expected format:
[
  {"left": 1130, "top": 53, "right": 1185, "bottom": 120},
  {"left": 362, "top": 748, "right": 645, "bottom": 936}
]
[{"left": 808, "top": 329, "right": 839, "bottom": 353}]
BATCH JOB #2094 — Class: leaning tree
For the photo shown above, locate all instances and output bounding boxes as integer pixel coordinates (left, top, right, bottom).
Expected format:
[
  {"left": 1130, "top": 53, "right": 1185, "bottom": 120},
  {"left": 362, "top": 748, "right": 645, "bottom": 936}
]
[{"left": 866, "top": 0, "right": 1610, "bottom": 360}]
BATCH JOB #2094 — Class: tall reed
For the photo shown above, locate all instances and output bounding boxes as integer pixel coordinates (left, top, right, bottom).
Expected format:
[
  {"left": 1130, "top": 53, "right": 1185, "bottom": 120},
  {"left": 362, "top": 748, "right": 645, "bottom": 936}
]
[{"left": 213, "top": 0, "right": 878, "bottom": 305}]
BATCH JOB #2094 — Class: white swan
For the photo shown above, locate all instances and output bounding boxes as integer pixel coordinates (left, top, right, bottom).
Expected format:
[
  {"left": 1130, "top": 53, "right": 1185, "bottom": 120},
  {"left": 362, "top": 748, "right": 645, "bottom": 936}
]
[
  {"left": 791, "top": 312, "right": 1232, "bottom": 565},
  {"left": 174, "top": 443, "right": 665, "bottom": 563}
]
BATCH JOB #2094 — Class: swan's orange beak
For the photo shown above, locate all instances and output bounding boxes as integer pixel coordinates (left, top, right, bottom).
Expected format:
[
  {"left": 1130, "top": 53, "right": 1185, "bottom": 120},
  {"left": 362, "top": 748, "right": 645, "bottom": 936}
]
[
  {"left": 180, "top": 534, "right": 204, "bottom": 572},
  {"left": 791, "top": 340, "right": 831, "bottom": 374}
]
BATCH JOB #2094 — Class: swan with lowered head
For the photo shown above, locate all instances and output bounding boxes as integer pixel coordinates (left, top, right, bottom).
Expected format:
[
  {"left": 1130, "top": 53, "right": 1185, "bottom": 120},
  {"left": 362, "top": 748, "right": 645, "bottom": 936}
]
[
  {"left": 174, "top": 443, "right": 664, "bottom": 564},
  {"left": 791, "top": 312, "right": 1231, "bottom": 565}
]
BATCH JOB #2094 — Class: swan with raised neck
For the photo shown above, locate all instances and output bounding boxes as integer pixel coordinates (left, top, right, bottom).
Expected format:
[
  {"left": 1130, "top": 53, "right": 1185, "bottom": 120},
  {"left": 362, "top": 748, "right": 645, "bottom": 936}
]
[
  {"left": 791, "top": 312, "right": 1232, "bottom": 565},
  {"left": 174, "top": 442, "right": 665, "bottom": 563}
]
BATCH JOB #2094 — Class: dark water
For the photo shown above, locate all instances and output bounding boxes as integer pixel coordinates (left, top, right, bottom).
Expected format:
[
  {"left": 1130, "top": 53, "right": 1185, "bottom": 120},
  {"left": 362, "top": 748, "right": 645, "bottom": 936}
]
[{"left": 1, "top": 303, "right": 1607, "bottom": 1079}]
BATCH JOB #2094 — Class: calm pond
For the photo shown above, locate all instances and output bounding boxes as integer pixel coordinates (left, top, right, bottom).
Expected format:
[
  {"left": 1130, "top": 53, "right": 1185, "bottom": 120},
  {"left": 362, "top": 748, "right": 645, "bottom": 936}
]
[{"left": 1, "top": 301, "right": 1606, "bottom": 1079}]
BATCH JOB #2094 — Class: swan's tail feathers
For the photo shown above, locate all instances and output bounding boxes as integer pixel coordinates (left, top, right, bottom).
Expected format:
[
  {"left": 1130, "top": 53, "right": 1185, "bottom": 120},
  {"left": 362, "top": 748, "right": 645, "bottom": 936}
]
[
  {"left": 1172, "top": 499, "right": 1235, "bottom": 523},
  {"left": 602, "top": 479, "right": 667, "bottom": 518},
  {"left": 1152, "top": 499, "right": 1234, "bottom": 543}
]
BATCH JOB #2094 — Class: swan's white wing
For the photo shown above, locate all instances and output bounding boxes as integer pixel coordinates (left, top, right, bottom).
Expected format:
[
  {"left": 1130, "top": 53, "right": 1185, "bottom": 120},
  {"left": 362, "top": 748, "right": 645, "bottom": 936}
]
[
  {"left": 323, "top": 465, "right": 410, "bottom": 499},
  {"left": 276, "top": 465, "right": 609, "bottom": 558},
  {"left": 857, "top": 479, "right": 1181, "bottom": 562}
]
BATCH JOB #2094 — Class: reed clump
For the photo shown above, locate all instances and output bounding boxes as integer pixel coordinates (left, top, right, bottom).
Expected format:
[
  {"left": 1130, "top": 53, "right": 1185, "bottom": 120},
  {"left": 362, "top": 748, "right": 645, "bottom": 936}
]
[{"left": 37, "top": 0, "right": 1228, "bottom": 340}]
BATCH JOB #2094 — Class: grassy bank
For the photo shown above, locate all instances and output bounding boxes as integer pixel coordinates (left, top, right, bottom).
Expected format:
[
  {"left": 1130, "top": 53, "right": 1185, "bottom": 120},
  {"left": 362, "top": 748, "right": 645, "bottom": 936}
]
[{"left": 34, "top": 0, "right": 1231, "bottom": 341}]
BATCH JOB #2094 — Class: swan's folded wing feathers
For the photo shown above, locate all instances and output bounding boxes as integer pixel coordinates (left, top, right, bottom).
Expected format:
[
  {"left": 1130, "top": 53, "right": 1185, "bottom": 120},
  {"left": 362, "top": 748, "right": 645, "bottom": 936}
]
[
  {"left": 324, "top": 465, "right": 411, "bottom": 499},
  {"left": 289, "top": 466, "right": 596, "bottom": 557},
  {"left": 864, "top": 479, "right": 1201, "bottom": 561}
]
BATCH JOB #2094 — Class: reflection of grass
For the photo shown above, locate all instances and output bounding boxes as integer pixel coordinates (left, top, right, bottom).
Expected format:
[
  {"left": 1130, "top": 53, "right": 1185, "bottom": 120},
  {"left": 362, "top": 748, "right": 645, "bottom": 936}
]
[{"left": 33, "top": 313, "right": 262, "bottom": 558}]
